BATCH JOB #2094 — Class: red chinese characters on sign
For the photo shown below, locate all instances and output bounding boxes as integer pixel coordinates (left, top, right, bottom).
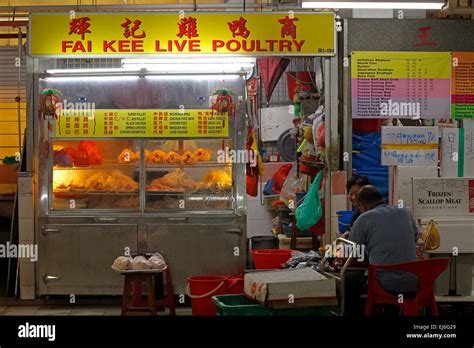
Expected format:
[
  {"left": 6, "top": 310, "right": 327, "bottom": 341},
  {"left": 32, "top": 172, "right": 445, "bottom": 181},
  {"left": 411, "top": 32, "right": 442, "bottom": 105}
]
[
  {"left": 412, "top": 26, "right": 437, "bottom": 47},
  {"left": 69, "top": 17, "right": 92, "bottom": 40},
  {"left": 121, "top": 18, "right": 146, "bottom": 39},
  {"left": 278, "top": 16, "right": 299, "bottom": 39},
  {"left": 227, "top": 17, "right": 250, "bottom": 39},
  {"left": 177, "top": 17, "right": 199, "bottom": 39}
]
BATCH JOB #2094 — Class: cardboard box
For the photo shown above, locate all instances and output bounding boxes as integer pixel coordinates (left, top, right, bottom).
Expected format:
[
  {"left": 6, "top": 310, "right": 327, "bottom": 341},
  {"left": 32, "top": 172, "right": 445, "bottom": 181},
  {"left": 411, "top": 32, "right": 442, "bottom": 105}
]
[{"left": 244, "top": 267, "right": 336, "bottom": 306}]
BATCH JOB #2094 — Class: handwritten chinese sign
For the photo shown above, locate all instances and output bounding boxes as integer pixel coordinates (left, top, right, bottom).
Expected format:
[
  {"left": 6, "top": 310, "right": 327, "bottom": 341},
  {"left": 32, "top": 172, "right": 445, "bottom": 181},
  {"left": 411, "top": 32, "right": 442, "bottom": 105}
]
[
  {"left": 351, "top": 52, "right": 451, "bottom": 119},
  {"left": 381, "top": 126, "right": 439, "bottom": 166},
  {"left": 451, "top": 52, "right": 474, "bottom": 119},
  {"left": 55, "top": 109, "right": 228, "bottom": 138},
  {"left": 30, "top": 13, "right": 335, "bottom": 56},
  {"left": 441, "top": 128, "right": 474, "bottom": 177},
  {"left": 412, "top": 177, "right": 474, "bottom": 216}
]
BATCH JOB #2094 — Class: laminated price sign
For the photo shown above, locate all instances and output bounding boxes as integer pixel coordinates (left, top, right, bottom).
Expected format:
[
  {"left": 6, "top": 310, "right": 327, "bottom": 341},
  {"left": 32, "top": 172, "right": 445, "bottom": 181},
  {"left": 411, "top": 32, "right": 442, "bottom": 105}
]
[
  {"left": 351, "top": 51, "right": 451, "bottom": 119},
  {"left": 452, "top": 52, "right": 474, "bottom": 119},
  {"left": 55, "top": 109, "right": 228, "bottom": 138}
]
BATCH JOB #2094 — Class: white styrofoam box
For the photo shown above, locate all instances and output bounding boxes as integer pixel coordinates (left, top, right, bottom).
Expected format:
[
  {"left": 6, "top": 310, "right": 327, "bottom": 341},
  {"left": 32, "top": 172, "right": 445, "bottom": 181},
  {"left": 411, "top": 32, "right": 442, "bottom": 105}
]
[
  {"left": 244, "top": 268, "right": 336, "bottom": 304},
  {"left": 421, "top": 218, "right": 474, "bottom": 254},
  {"left": 390, "top": 166, "right": 438, "bottom": 207},
  {"left": 431, "top": 254, "right": 472, "bottom": 296}
]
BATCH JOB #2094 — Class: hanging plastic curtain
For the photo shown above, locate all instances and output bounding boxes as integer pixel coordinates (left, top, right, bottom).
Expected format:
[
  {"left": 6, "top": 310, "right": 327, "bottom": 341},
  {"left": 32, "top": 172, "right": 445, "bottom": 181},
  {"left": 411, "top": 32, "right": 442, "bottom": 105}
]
[{"left": 257, "top": 58, "right": 291, "bottom": 104}]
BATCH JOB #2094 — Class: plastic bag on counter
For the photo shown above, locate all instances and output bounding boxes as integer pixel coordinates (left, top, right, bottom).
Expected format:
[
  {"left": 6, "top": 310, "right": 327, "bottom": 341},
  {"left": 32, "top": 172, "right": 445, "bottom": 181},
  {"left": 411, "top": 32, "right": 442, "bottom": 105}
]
[
  {"left": 285, "top": 250, "right": 335, "bottom": 273},
  {"left": 295, "top": 170, "right": 323, "bottom": 231},
  {"left": 147, "top": 253, "right": 167, "bottom": 270},
  {"left": 76, "top": 140, "right": 103, "bottom": 165},
  {"left": 53, "top": 149, "right": 74, "bottom": 167},
  {"left": 280, "top": 164, "right": 306, "bottom": 210},
  {"left": 111, "top": 256, "right": 133, "bottom": 271},
  {"left": 132, "top": 256, "right": 150, "bottom": 270}
]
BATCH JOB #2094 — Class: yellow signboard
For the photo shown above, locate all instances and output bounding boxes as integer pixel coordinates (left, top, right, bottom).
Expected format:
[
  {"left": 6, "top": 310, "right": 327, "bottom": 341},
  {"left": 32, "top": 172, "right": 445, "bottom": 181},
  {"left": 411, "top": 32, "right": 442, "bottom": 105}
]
[
  {"left": 30, "top": 13, "right": 335, "bottom": 56},
  {"left": 55, "top": 109, "right": 228, "bottom": 138}
]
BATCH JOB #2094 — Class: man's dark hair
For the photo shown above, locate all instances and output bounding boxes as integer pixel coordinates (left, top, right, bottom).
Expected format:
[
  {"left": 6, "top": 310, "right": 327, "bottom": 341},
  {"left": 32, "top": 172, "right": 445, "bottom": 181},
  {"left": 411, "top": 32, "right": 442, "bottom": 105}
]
[
  {"left": 346, "top": 175, "right": 371, "bottom": 193},
  {"left": 357, "top": 185, "right": 385, "bottom": 208}
]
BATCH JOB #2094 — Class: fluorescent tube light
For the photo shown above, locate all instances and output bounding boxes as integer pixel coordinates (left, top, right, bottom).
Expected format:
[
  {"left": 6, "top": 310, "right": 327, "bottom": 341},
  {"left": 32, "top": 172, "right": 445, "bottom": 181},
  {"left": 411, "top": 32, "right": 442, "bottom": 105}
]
[
  {"left": 46, "top": 67, "right": 141, "bottom": 74},
  {"left": 145, "top": 75, "right": 242, "bottom": 80},
  {"left": 122, "top": 57, "right": 256, "bottom": 65},
  {"left": 302, "top": 1, "right": 444, "bottom": 9},
  {"left": 122, "top": 63, "right": 254, "bottom": 74},
  {"left": 43, "top": 76, "right": 140, "bottom": 82}
]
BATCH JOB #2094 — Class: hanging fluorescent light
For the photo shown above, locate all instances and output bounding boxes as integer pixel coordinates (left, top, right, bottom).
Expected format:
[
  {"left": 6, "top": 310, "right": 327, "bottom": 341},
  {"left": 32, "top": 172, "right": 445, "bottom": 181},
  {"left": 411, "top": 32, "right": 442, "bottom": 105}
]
[
  {"left": 121, "top": 57, "right": 255, "bottom": 74},
  {"left": 302, "top": 0, "right": 445, "bottom": 9},
  {"left": 121, "top": 57, "right": 256, "bottom": 65},
  {"left": 46, "top": 67, "right": 141, "bottom": 74},
  {"left": 121, "top": 63, "right": 254, "bottom": 74},
  {"left": 45, "top": 58, "right": 255, "bottom": 76}
]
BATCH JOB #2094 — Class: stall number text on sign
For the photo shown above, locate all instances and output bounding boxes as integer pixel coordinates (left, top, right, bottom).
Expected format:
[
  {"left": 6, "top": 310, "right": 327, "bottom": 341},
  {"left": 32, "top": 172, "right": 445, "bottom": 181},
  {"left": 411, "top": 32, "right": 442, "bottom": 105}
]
[{"left": 30, "top": 13, "right": 335, "bottom": 56}]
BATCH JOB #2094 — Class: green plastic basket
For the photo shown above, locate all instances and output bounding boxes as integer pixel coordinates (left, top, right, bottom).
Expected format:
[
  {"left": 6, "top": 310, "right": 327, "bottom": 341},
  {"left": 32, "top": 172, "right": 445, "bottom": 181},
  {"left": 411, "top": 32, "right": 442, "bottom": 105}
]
[{"left": 212, "top": 294, "right": 331, "bottom": 316}]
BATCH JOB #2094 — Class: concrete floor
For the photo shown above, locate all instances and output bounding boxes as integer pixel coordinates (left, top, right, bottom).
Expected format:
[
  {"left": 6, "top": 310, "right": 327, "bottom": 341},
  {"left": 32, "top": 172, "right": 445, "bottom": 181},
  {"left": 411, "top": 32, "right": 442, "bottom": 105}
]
[{"left": 0, "top": 305, "right": 193, "bottom": 316}]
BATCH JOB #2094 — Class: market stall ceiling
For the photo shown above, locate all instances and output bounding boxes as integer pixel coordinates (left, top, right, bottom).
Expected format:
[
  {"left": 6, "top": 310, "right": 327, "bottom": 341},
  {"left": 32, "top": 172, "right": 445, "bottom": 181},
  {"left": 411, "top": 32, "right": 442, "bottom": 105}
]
[
  {"left": 0, "top": 0, "right": 227, "bottom": 5},
  {"left": 302, "top": 0, "right": 445, "bottom": 8}
]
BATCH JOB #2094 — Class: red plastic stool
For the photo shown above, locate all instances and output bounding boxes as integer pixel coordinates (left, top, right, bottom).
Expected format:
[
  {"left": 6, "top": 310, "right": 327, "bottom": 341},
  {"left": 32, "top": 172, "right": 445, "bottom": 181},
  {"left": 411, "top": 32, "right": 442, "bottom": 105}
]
[{"left": 365, "top": 258, "right": 450, "bottom": 316}]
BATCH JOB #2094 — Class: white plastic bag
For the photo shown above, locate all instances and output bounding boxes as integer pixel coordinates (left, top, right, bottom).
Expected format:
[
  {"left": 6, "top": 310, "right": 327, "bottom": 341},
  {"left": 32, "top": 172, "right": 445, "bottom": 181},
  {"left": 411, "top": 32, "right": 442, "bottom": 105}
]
[{"left": 280, "top": 164, "right": 306, "bottom": 210}]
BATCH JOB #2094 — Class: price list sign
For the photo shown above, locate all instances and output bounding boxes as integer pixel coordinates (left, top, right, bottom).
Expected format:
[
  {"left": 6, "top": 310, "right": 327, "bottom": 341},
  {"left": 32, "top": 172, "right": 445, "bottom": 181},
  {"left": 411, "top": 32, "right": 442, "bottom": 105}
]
[
  {"left": 452, "top": 52, "right": 474, "bottom": 119},
  {"left": 56, "top": 109, "right": 228, "bottom": 138},
  {"left": 351, "top": 52, "right": 451, "bottom": 119}
]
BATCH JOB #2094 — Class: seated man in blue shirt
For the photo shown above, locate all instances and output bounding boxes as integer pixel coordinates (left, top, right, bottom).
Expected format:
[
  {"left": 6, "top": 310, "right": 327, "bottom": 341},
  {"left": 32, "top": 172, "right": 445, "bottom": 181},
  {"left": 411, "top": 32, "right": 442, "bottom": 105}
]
[{"left": 344, "top": 185, "right": 419, "bottom": 315}]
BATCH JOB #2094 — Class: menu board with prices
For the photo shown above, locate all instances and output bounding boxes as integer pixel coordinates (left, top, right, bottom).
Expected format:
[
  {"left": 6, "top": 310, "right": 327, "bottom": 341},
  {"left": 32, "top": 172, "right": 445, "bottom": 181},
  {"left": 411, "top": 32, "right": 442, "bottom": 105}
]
[
  {"left": 351, "top": 52, "right": 451, "bottom": 119},
  {"left": 55, "top": 109, "right": 228, "bottom": 138},
  {"left": 452, "top": 52, "right": 474, "bottom": 119}
]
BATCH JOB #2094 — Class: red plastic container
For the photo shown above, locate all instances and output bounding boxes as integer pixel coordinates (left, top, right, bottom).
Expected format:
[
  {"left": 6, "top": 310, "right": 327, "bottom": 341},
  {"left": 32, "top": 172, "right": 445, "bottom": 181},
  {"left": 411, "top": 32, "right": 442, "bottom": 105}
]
[
  {"left": 251, "top": 249, "right": 294, "bottom": 269},
  {"left": 187, "top": 276, "right": 228, "bottom": 316},
  {"left": 225, "top": 276, "right": 244, "bottom": 294}
]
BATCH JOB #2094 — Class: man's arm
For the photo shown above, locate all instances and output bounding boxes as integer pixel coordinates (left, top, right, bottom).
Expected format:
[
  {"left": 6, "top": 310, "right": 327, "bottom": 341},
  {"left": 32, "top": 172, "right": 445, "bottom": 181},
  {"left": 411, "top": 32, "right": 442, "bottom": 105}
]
[
  {"left": 407, "top": 209, "right": 419, "bottom": 243},
  {"left": 349, "top": 217, "right": 366, "bottom": 245}
]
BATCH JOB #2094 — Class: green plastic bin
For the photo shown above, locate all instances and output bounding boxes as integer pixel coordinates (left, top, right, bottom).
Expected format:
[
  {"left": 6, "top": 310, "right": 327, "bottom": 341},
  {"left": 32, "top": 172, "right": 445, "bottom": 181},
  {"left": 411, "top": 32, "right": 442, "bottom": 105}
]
[{"left": 212, "top": 294, "right": 331, "bottom": 316}]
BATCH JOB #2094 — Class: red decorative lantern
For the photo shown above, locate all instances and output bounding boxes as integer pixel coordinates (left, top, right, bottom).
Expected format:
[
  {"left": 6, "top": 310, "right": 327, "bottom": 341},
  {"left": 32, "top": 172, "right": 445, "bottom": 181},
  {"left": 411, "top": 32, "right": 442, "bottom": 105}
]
[
  {"left": 39, "top": 89, "right": 62, "bottom": 119},
  {"left": 211, "top": 88, "right": 236, "bottom": 118}
]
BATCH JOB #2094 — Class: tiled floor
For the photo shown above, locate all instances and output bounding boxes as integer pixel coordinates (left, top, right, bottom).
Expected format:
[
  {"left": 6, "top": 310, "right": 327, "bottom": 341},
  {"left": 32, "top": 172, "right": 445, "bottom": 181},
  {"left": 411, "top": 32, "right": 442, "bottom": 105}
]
[{"left": 0, "top": 305, "right": 193, "bottom": 316}]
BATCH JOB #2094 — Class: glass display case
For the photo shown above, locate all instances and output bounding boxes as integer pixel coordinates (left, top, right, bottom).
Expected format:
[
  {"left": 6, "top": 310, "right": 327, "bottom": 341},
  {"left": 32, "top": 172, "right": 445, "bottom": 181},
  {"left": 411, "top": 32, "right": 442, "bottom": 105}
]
[
  {"left": 144, "top": 139, "right": 233, "bottom": 211},
  {"left": 49, "top": 138, "right": 237, "bottom": 212},
  {"left": 32, "top": 66, "right": 247, "bottom": 296},
  {"left": 51, "top": 139, "right": 140, "bottom": 210}
]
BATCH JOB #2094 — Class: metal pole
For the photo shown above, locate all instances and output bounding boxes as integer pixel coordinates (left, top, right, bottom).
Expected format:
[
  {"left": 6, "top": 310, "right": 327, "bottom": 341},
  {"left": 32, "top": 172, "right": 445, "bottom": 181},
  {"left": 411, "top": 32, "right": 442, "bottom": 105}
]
[{"left": 17, "top": 27, "right": 22, "bottom": 156}]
